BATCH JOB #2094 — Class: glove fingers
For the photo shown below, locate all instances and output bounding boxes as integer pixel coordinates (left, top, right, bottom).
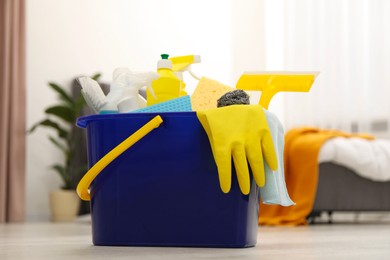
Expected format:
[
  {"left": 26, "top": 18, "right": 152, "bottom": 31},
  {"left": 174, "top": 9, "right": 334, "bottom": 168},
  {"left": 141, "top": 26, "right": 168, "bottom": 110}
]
[
  {"left": 246, "top": 140, "right": 266, "bottom": 187},
  {"left": 232, "top": 144, "right": 250, "bottom": 195},
  {"left": 214, "top": 149, "right": 232, "bottom": 193},
  {"left": 262, "top": 131, "right": 278, "bottom": 171},
  {"left": 197, "top": 110, "right": 233, "bottom": 194}
]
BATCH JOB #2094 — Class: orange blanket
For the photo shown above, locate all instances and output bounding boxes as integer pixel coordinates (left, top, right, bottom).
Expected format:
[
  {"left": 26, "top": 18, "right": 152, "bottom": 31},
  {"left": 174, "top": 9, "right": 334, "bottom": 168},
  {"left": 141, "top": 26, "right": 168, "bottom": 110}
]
[{"left": 259, "top": 127, "right": 374, "bottom": 226}]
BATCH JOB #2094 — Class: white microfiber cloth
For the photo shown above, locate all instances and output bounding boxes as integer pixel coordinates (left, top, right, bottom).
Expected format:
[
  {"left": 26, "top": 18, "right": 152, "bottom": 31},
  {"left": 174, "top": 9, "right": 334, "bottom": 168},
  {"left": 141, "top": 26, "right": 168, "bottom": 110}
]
[{"left": 261, "top": 110, "right": 295, "bottom": 206}]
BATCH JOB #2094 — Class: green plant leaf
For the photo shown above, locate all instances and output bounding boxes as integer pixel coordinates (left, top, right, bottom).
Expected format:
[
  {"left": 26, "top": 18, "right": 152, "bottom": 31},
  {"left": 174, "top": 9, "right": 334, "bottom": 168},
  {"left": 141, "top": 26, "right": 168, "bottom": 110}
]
[
  {"left": 74, "top": 93, "right": 86, "bottom": 115},
  {"left": 52, "top": 164, "right": 66, "bottom": 178},
  {"left": 45, "top": 105, "right": 75, "bottom": 123},
  {"left": 77, "top": 165, "right": 89, "bottom": 175},
  {"left": 91, "top": 73, "right": 102, "bottom": 81},
  {"left": 48, "top": 136, "right": 67, "bottom": 153},
  {"left": 49, "top": 82, "right": 74, "bottom": 105},
  {"left": 30, "top": 74, "right": 104, "bottom": 191},
  {"left": 61, "top": 184, "right": 73, "bottom": 190},
  {"left": 51, "top": 164, "right": 72, "bottom": 190},
  {"left": 28, "top": 119, "right": 68, "bottom": 139}
]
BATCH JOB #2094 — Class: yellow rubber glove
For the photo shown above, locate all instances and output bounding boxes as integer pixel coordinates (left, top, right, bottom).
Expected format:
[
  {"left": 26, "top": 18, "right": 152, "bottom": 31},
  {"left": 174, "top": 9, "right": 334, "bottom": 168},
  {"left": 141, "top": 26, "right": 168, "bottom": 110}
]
[{"left": 197, "top": 105, "right": 278, "bottom": 195}]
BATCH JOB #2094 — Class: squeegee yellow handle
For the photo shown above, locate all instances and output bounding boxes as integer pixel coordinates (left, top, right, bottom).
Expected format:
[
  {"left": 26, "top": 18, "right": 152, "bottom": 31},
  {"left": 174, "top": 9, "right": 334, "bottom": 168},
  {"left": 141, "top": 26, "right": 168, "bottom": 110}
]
[
  {"left": 76, "top": 115, "right": 163, "bottom": 201},
  {"left": 236, "top": 73, "right": 318, "bottom": 109}
]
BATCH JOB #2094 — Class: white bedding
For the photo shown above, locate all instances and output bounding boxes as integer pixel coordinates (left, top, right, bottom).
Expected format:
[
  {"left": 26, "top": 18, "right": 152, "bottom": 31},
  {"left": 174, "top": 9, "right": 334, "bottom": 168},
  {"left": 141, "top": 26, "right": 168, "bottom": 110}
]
[{"left": 318, "top": 137, "right": 390, "bottom": 182}]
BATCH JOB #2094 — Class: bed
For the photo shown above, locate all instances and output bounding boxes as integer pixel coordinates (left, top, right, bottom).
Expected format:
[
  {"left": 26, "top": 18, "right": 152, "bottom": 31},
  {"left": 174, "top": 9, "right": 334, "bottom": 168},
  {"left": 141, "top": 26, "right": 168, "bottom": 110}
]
[{"left": 310, "top": 162, "right": 390, "bottom": 223}]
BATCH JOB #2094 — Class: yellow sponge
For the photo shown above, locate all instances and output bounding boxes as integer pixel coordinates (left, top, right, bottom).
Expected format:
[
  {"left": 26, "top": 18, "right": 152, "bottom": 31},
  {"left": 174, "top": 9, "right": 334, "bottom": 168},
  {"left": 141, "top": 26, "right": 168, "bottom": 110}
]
[{"left": 191, "top": 77, "right": 234, "bottom": 111}]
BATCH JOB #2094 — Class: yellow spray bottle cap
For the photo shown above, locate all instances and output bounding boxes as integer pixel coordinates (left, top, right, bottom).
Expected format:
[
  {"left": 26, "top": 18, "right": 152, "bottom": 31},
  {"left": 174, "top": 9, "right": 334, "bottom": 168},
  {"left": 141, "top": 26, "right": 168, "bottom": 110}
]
[{"left": 236, "top": 71, "right": 319, "bottom": 109}]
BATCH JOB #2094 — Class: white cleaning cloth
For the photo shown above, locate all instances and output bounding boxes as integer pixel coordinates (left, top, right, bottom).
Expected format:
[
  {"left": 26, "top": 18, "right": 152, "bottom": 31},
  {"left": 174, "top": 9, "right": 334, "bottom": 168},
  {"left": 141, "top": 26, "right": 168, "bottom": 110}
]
[{"left": 261, "top": 110, "right": 295, "bottom": 206}]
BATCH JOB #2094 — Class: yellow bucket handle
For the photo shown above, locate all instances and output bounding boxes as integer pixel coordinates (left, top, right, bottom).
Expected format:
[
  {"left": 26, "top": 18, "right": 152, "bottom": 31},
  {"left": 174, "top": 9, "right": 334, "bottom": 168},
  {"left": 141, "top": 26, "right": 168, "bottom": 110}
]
[{"left": 76, "top": 115, "right": 164, "bottom": 201}]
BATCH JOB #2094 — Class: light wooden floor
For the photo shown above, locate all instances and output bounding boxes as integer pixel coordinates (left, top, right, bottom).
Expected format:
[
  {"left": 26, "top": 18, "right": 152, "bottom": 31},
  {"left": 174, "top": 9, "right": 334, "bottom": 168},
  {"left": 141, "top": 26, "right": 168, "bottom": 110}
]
[{"left": 1, "top": 222, "right": 390, "bottom": 260}]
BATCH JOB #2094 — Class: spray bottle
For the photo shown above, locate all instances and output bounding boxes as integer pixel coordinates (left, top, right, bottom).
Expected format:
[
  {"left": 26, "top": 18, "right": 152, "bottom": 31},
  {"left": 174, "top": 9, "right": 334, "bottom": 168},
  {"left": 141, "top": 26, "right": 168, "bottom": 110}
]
[
  {"left": 101, "top": 68, "right": 158, "bottom": 113},
  {"left": 147, "top": 54, "right": 182, "bottom": 106},
  {"left": 169, "top": 55, "right": 201, "bottom": 96}
]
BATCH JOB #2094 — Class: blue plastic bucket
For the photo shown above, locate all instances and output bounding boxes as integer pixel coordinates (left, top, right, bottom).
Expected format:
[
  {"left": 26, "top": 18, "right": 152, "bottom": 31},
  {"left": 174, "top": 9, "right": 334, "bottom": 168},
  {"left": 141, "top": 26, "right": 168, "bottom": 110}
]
[{"left": 77, "top": 112, "right": 260, "bottom": 247}]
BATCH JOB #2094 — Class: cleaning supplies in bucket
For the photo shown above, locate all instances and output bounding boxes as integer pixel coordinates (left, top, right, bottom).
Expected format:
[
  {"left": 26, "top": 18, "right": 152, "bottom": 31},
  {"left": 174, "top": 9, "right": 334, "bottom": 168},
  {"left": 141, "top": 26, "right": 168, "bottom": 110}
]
[
  {"left": 74, "top": 53, "right": 320, "bottom": 248},
  {"left": 77, "top": 56, "right": 318, "bottom": 200}
]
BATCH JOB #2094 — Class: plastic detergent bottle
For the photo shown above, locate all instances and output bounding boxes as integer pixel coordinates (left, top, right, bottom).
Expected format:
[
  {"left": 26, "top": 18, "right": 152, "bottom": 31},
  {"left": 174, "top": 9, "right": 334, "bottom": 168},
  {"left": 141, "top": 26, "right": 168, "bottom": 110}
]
[{"left": 147, "top": 54, "right": 182, "bottom": 106}]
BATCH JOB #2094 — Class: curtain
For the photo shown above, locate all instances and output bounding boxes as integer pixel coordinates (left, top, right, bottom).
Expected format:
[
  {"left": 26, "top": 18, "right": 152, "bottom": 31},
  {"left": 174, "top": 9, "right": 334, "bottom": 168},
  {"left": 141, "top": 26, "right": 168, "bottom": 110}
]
[
  {"left": 271, "top": 0, "right": 390, "bottom": 135},
  {"left": 0, "top": 0, "right": 26, "bottom": 222}
]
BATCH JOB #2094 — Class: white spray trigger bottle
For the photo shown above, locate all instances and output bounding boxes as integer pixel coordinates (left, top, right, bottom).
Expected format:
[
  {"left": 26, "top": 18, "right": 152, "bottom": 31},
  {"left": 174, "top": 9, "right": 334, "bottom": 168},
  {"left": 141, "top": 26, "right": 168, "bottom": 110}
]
[
  {"left": 116, "top": 70, "right": 159, "bottom": 113},
  {"left": 99, "top": 68, "right": 127, "bottom": 113},
  {"left": 100, "top": 68, "right": 159, "bottom": 113}
]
